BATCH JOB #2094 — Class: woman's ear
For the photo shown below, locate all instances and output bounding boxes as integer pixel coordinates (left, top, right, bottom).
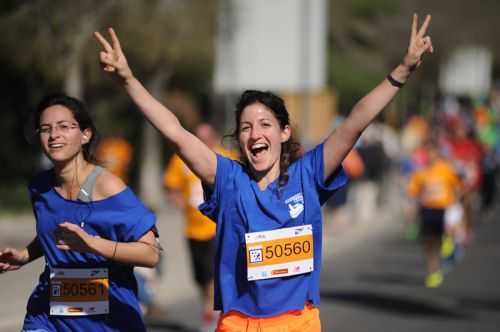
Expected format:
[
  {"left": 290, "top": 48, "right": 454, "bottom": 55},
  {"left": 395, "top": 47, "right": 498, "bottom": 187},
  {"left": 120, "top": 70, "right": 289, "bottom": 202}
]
[
  {"left": 281, "top": 125, "right": 291, "bottom": 143},
  {"left": 81, "top": 128, "right": 92, "bottom": 144}
]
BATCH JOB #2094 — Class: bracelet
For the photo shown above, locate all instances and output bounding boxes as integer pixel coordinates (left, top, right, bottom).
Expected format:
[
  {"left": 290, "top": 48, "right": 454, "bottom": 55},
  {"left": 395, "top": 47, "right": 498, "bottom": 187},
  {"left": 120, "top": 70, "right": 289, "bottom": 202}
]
[
  {"left": 111, "top": 241, "right": 118, "bottom": 260},
  {"left": 386, "top": 74, "right": 405, "bottom": 88}
]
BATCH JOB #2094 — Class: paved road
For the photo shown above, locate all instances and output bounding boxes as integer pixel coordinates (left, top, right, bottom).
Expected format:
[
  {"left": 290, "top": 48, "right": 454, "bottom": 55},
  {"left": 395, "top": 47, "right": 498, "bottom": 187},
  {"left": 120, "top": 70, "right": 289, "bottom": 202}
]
[{"left": 319, "top": 206, "right": 500, "bottom": 332}]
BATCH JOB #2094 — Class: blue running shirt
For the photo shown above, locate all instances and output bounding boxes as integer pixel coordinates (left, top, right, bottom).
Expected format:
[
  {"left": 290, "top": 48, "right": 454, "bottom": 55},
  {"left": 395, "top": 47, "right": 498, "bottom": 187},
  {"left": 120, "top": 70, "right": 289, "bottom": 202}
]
[
  {"left": 23, "top": 170, "right": 156, "bottom": 332},
  {"left": 200, "top": 143, "right": 347, "bottom": 317}
]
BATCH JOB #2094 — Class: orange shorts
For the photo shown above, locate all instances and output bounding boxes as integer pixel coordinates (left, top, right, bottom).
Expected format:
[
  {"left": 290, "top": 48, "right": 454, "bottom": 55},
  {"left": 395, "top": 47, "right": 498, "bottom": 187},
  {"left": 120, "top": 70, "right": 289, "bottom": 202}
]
[{"left": 216, "top": 303, "right": 321, "bottom": 332}]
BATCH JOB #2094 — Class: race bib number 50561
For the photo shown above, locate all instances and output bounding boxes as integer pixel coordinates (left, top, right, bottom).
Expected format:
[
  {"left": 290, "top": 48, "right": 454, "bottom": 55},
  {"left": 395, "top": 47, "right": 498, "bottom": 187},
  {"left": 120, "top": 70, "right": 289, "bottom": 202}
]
[
  {"left": 245, "top": 225, "right": 314, "bottom": 281},
  {"left": 49, "top": 268, "right": 109, "bottom": 316}
]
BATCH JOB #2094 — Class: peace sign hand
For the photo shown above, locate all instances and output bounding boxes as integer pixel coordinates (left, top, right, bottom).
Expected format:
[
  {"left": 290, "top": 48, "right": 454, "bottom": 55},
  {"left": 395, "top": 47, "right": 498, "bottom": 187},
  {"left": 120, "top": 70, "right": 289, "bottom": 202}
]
[
  {"left": 94, "top": 28, "right": 133, "bottom": 82},
  {"left": 403, "top": 14, "right": 434, "bottom": 71}
]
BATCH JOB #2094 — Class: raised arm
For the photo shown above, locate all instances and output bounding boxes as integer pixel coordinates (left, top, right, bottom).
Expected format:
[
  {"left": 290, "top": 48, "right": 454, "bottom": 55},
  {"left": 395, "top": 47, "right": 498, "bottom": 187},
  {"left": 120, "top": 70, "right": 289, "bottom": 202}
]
[
  {"left": 323, "top": 14, "right": 433, "bottom": 180},
  {"left": 94, "top": 28, "right": 217, "bottom": 186}
]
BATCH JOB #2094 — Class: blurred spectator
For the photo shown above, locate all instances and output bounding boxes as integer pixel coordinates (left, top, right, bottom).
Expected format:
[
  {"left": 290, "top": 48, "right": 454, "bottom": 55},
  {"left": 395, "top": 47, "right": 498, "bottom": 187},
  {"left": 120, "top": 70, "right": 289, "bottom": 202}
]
[
  {"left": 355, "top": 123, "right": 391, "bottom": 223},
  {"left": 480, "top": 145, "right": 498, "bottom": 213},
  {"left": 442, "top": 115, "right": 483, "bottom": 244},
  {"left": 473, "top": 101, "right": 499, "bottom": 213},
  {"left": 401, "top": 115, "right": 429, "bottom": 156}
]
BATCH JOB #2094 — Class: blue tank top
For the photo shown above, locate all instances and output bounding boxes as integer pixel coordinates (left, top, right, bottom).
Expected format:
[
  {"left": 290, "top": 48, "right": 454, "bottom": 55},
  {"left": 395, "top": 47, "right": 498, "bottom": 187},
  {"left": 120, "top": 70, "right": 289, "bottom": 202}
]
[{"left": 23, "top": 169, "right": 156, "bottom": 332}]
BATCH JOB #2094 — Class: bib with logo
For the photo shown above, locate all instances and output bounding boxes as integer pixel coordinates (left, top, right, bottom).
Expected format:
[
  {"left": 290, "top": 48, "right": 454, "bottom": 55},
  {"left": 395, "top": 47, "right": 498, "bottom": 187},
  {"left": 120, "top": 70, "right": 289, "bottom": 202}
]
[
  {"left": 49, "top": 268, "right": 109, "bottom": 316},
  {"left": 246, "top": 225, "right": 314, "bottom": 281}
]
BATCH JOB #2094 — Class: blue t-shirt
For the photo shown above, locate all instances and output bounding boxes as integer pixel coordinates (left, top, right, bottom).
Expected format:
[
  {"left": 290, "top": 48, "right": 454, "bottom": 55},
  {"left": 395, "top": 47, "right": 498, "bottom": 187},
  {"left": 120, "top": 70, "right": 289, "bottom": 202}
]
[
  {"left": 199, "top": 143, "right": 347, "bottom": 317},
  {"left": 23, "top": 169, "right": 156, "bottom": 332}
]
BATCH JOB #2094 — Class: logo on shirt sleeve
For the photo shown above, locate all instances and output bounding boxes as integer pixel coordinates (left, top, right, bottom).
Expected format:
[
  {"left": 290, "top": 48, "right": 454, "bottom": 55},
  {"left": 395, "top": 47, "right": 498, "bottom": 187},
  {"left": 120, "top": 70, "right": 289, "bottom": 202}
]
[{"left": 285, "top": 193, "right": 304, "bottom": 219}]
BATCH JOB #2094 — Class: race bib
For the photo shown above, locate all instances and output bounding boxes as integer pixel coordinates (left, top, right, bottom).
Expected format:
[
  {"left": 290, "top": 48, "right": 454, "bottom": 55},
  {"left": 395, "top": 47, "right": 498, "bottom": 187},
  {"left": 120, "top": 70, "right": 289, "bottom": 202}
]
[
  {"left": 422, "top": 181, "right": 447, "bottom": 203},
  {"left": 49, "top": 268, "right": 109, "bottom": 316},
  {"left": 245, "top": 225, "right": 314, "bottom": 281}
]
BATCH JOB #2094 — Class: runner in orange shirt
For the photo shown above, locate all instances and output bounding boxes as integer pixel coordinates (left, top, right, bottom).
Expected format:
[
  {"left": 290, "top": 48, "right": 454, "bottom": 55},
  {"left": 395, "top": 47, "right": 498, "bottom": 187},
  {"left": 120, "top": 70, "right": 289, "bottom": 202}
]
[
  {"left": 408, "top": 139, "right": 462, "bottom": 288},
  {"left": 163, "top": 123, "right": 236, "bottom": 331}
]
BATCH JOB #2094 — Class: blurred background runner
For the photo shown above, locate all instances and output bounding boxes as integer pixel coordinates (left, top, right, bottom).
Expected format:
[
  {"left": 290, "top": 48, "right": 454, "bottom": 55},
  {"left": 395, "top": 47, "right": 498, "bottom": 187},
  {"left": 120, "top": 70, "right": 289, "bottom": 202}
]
[{"left": 163, "top": 122, "right": 237, "bottom": 332}]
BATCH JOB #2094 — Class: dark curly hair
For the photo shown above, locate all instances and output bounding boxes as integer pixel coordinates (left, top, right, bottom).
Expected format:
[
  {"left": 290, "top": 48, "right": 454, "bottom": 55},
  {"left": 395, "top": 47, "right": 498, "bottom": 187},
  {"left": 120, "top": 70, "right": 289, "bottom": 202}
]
[{"left": 230, "top": 90, "right": 302, "bottom": 191}]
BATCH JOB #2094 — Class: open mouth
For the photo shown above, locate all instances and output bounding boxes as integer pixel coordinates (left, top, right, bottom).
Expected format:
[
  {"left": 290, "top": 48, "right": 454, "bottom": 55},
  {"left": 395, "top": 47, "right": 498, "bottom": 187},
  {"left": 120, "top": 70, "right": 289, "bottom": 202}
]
[{"left": 250, "top": 143, "right": 268, "bottom": 157}]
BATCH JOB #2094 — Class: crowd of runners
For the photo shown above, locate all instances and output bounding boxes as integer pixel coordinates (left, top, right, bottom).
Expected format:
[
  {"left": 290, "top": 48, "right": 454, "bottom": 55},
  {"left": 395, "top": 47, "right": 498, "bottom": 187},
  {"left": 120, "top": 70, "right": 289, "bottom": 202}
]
[{"left": 400, "top": 91, "right": 500, "bottom": 288}]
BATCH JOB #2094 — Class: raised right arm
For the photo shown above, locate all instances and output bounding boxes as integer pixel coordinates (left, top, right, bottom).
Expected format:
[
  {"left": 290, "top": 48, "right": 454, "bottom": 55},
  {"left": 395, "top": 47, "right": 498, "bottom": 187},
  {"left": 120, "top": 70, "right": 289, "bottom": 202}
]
[{"left": 94, "top": 28, "right": 217, "bottom": 186}]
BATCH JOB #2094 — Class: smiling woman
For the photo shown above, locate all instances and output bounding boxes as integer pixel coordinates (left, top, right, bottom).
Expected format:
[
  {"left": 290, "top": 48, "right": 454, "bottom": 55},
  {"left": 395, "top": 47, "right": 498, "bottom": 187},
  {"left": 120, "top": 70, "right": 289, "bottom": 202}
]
[
  {"left": 38, "top": 106, "right": 91, "bottom": 167},
  {"left": 230, "top": 90, "right": 302, "bottom": 192},
  {"left": 96, "top": 13, "right": 433, "bottom": 331},
  {"left": 0, "top": 93, "right": 161, "bottom": 332}
]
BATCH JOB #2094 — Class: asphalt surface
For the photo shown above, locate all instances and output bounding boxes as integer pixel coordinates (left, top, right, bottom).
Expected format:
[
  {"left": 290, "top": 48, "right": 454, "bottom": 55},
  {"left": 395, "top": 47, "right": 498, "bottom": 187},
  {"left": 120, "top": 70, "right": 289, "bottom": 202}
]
[{"left": 318, "top": 206, "right": 500, "bottom": 332}]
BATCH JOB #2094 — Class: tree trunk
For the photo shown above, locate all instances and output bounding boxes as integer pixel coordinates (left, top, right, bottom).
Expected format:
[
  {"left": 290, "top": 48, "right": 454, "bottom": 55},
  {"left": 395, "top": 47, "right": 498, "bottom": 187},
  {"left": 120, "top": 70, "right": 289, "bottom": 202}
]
[
  {"left": 64, "top": 57, "right": 83, "bottom": 99},
  {"left": 138, "top": 68, "right": 171, "bottom": 210}
]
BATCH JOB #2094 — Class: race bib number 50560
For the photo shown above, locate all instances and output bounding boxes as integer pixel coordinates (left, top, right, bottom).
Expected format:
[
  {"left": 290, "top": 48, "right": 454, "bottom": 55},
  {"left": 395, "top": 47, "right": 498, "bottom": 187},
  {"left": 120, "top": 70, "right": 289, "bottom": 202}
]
[{"left": 245, "top": 225, "right": 314, "bottom": 281}]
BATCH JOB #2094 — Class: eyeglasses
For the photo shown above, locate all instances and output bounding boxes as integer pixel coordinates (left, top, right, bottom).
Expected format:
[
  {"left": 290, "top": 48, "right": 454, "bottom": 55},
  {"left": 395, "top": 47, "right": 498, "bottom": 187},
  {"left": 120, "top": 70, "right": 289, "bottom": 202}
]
[{"left": 37, "top": 121, "right": 80, "bottom": 136}]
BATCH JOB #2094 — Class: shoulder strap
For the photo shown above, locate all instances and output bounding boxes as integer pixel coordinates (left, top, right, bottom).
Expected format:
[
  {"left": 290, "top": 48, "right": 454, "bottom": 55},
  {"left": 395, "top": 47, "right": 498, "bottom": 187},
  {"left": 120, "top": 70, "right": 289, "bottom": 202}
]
[{"left": 78, "top": 165, "right": 105, "bottom": 202}]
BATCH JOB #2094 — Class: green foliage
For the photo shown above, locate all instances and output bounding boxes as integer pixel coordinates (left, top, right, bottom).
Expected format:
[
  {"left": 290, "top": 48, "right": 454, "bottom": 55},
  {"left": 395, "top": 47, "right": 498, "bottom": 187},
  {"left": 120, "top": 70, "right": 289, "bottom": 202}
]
[
  {"left": 328, "top": 0, "right": 402, "bottom": 112},
  {"left": 0, "top": 0, "right": 218, "bottom": 209},
  {"left": 0, "top": 182, "right": 32, "bottom": 212},
  {"left": 348, "top": 0, "right": 399, "bottom": 19},
  {"left": 330, "top": 53, "right": 386, "bottom": 112},
  {"left": 0, "top": 54, "right": 52, "bottom": 195}
]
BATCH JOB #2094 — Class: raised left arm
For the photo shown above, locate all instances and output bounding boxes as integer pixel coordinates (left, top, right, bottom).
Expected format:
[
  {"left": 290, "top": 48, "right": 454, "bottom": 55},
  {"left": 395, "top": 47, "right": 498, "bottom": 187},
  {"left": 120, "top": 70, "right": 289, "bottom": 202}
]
[{"left": 323, "top": 14, "right": 433, "bottom": 180}]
